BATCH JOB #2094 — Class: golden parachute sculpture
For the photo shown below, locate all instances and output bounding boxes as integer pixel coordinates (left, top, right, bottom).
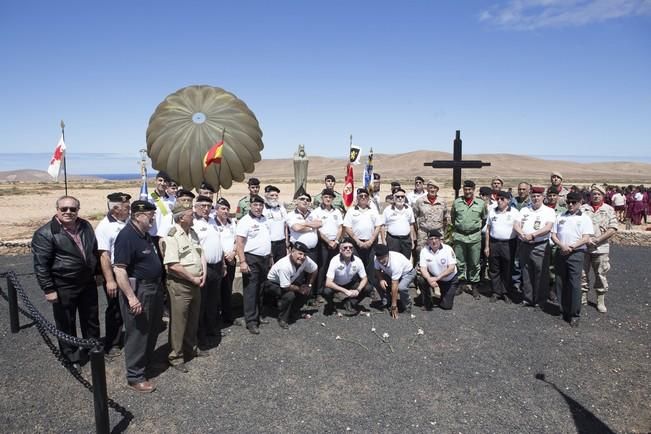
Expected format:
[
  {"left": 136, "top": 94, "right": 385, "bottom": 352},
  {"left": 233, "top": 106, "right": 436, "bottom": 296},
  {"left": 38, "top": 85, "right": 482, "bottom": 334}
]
[{"left": 146, "top": 85, "right": 264, "bottom": 190}]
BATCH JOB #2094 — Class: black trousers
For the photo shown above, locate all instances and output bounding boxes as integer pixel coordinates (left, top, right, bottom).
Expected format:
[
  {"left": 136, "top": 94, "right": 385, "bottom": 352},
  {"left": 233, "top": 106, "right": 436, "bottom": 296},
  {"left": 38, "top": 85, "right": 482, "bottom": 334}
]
[
  {"left": 317, "top": 239, "right": 338, "bottom": 294},
  {"left": 102, "top": 283, "right": 123, "bottom": 352},
  {"left": 219, "top": 260, "right": 236, "bottom": 324},
  {"left": 417, "top": 274, "right": 459, "bottom": 310},
  {"left": 264, "top": 278, "right": 308, "bottom": 323},
  {"left": 52, "top": 282, "right": 100, "bottom": 363},
  {"left": 386, "top": 233, "right": 412, "bottom": 260},
  {"left": 353, "top": 240, "right": 378, "bottom": 288},
  {"left": 322, "top": 275, "right": 371, "bottom": 307},
  {"left": 488, "top": 238, "right": 516, "bottom": 297},
  {"left": 271, "top": 240, "right": 287, "bottom": 263},
  {"left": 242, "top": 253, "right": 270, "bottom": 326},
  {"left": 198, "top": 261, "right": 223, "bottom": 341},
  {"left": 555, "top": 250, "right": 585, "bottom": 320}
]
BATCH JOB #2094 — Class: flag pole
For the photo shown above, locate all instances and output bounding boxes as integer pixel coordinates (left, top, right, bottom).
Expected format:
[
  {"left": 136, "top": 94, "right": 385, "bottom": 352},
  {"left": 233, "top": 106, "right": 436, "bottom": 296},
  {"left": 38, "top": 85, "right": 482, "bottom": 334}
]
[{"left": 60, "top": 120, "right": 68, "bottom": 196}]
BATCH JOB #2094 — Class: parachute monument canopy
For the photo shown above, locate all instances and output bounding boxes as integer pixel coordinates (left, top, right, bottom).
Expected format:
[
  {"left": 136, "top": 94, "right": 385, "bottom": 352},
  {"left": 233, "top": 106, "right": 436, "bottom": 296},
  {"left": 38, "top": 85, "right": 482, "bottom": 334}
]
[{"left": 146, "top": 85, "right": 264, "bottom": 190}]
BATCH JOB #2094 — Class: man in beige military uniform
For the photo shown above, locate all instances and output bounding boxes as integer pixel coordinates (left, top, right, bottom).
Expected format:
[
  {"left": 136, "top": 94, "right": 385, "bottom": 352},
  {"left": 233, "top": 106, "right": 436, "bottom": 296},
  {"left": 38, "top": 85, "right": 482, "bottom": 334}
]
[
  {"left": 163, "top": 202, "right": 207, "bottom": 372},
  {"left": 580, "top": 184, "right": 618, "bottom": 313},
  {"left": 412, "top": 179, "right": 448, "bottom": 254}
]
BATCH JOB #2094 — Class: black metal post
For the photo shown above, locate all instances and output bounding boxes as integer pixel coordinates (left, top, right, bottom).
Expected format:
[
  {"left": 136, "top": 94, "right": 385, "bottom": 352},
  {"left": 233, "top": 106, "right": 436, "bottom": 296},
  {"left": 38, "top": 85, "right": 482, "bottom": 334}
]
[
  {"left": 7, "top": 276, "right": 20, "bottom": 333},
  {"left": 90, "top": 345, "right": 110, "bottom": 434},
  {"left": 453, "top": 130, "right": 462, "bottom": 198}
]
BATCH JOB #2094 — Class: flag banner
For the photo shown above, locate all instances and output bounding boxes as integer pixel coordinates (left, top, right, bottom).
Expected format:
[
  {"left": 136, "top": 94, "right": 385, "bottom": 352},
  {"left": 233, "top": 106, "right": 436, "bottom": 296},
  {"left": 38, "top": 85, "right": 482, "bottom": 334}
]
[
  {"left": 47, "top": 135, "right": 66, "bottom": 180},
  {"left": 203, "top": 139, "right": 224, "bottom": 169},
  {"left": 343, "top": 163, "right": 354, "bottom": 208},
  {"left": 363, "top": 149, "right": 374, "bottom": 189},
  {"left": 348, "top": 145, "right": 361, "bottom": 165}
]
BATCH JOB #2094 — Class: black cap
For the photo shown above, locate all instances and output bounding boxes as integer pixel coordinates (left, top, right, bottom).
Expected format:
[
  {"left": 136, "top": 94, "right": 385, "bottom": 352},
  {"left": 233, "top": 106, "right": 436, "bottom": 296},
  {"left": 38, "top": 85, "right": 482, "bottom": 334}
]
[
  {"left": 479, "top": 186, "right": 492, "bottom": 196},
  {"left": 131, "top": 200, "right": 156, "bottom": 213},
  {"left": 373, "top": 173, "right": 381, "bottom": 180},
  {"left": 292, "top": 241, "right": 309, "bottom": 253},
  {"left": 296, "top": 192, "right": 312, "bottom": 201},
  {"left": 247, "top": 177, "right": 260, "bottom": 186},
  {"left": 567, "top": 192, "right": 582, "bottom": 202},
  {"left": 464, "top": 180, "right": 476, "bottom": 188},
  {"left": 107, "top": 192, "right": 131, "bottom": 202},
  {"left": 357, "top": 187, "right": 369, "bottom": 195},
  {"left": 340, "top": 237, "right": 354, "bottom": 245},
  {"left": 497, "top": 191, "right": 511, "bottom": 200},
  {"left": 321, "top": 188, "right": 335, "bottom": 197},
  {"left": 156, "top": 171, "right": 171, "bottom": 182},
  {"left": 199, "top": 181, "right": 215, "bottom": 193},
  {"left": 375, "top": 244, "right": 389, "bottom": 257},
  {"left": 176, "top": 189, "right": 195, "bottom": 199},
  {"left": 393, "top": 188, "right": 406, "bottom": 194},
  {"left": 250, "top": 195, "right": 265, "bottom": 204},
  {"left": 325, "top": 174, "right": 336, "bottom": 182},
  {"left": 264, "top": 185, "right": 280, "bottom": 193},
  {"left": 216, "top": 197, "right": 231, "bottom": 208},
  {"left": 195, "top": 195, "right": 212, "bottom": 204},
  {"left": 390, "top": 181, "right": 401, "bottom": 188},
  {"left": 427, "top": 229, "right": 442, "bottom": 238},
  {"left": 415, "top": 176, "right": 424, "bottom": 182}
]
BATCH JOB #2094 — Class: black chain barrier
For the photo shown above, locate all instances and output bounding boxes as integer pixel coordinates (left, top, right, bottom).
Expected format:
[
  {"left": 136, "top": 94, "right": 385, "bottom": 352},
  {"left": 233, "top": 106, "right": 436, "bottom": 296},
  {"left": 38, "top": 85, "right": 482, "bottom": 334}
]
[{"left": 0, "top": 270, "right": 133, "bottom": 434}]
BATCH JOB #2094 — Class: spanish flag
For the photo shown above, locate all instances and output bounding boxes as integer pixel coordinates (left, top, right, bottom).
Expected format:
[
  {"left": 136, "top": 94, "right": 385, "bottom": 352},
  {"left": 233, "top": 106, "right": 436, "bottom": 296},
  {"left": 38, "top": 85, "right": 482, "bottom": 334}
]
[{"left": 203, "top": 140, "right": 224, "bottom": 169}]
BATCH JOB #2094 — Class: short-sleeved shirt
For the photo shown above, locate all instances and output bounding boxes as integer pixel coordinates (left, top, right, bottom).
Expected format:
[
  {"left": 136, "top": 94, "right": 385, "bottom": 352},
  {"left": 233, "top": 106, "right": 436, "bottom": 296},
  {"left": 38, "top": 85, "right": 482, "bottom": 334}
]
[
  {"left": 579, "top": 202, "right": 618, "bottom": 254},
  {"left": 236, "top": 213, "right": 272, "bottom": 256},
  {"left": 419, "top": 243, "right": 457, "bottom": 282},
  {"left": 236, "top": 195, "right": 252, "bottom": 220},
  {"left": 486, "top": 206, "right": 521, "bottom": 240},
  {"left": 113, "top": 220, "right": 163, "bottom": 280},
  {"left": 553, "top": 211, "right": 594, "bottom": 251},
  {"left": 163, "top": 224, "right": 203, "bottom": 277},
  {"left": 311, "top": 205, "right": 343, "bottom": 241},
  {"left": 519, "top": 205, "right": 557, "bottom": 243},
  {"left": 286, "top": 209, "right": 319, "bottom": 248},
  {"left": 382, "top": 205, "right": 415, "bottom": 237},
  {"left": 406, "top": 190, "right": 426, "bottom": 206},
  {"left": 215, "top": 216, "right": 237, "bottom": 255},
  {"left": 95, "top": 214, "right": 127, "bottom": 262},
  {"left": 267, "top": 255, "right": 318, "bottom": 288},
  {"left": 326, "top": 254, "right": 367, "bottom": 286},
  {"left": 374, "top": 251, "right": 413, "bottom": 281},
  {"left": 192, "top": 216, "right": 223, "bottom": 264},
  {"left": 313, "top": 191, "right": 347, "bottom": 215},
  {"left": 343, "top": 206, "right": 382, "bottom": 240},
  {"left": 262, "top": 204, "right": 288, "bottom": 242},
  {"left": 611, "top": 193, "right": 626, "bottom": 207},
  {"left": 148, "top": 191, "right": 171, "bottom": 237}
]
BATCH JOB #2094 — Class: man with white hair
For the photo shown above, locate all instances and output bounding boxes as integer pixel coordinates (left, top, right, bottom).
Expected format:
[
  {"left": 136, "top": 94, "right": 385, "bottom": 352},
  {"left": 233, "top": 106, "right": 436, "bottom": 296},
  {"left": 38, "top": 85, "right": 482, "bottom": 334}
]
[{"left": 262, "top": 185, "right": 288, "bottom": 262}]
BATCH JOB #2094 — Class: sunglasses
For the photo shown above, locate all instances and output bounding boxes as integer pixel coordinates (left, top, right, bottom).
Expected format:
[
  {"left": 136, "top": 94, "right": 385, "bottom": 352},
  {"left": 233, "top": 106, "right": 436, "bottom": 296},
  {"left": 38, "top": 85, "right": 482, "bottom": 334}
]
[
  {"left": 358, "top": 194, "right": 369, "bottom": 198},
  {"left": 297, "top": 197, "right": 311, "bottom": 202},
  {"left": 498, "top": 197, "right": 508, "bottom": 201},
  {"left": 59, "top": 207, "right": 78, "bottom": 213},
  {"left": 394, "top": 195, "right": 406, "bottom": 199},
  {"left": 340, "top": 245, "right": 353, "bottom": 250}
]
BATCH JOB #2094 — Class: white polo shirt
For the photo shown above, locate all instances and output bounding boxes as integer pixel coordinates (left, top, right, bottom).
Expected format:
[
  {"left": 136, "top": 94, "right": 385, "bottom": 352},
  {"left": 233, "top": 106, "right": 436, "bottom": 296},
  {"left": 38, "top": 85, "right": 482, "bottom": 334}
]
[
  {"left": 267, "top": 255, "right": 317, "bottom": 288},
  {"left": 419, "top": 243, "right": 457, "bottom": 282},
  {"left": 215, "top": 217, "right": 237, "bottom": 255},
  {"left": 148, "top": 191, "right": 171, "bottom": 236},
  {"left": 286, "top": 209, "right": 319, "bottom": 248},
  {"left": 95, "top": 214, "right": 127, "bottom": 262},
  {"left": 374, "top": 251, "right": 413, "bottom": 280},
  {"left": 326, "top": 254, "right": 367, "bottom": 286},
  {"left": 343, "top": 206, "right": 382, "bottom": 240},
  {"left": 553, "top": 211, "right": 594, "bottom": 251},
  {"left": 193, "top": 216, "right": 223, "bottom": 264},
  {"left": 262, "top": 204, "right": 288, "bottom": 242},
  {"left": 236, "top": 213, "right": 272, "bottom": 256},
  {"left": 311, "top": 206, "right": 343, "bottom": 241},
  {"left": 519, "top": 205, "right": 557, "bottom": 242},
  {"left": 406, "top": 190, "right": 426, "bottom": 206},
  {"left": 486, "top": 206, "right": 521, "bottom": 240},
  {"left": 382, "top": 205, "right": 415, "bottom": 237}
]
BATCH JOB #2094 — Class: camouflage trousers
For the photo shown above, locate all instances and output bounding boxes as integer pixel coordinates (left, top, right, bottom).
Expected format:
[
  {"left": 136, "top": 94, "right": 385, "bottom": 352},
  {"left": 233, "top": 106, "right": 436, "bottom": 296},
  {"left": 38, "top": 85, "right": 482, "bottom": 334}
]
[{"left": 581, "top": 253, "right": 610, "bottom": 294}]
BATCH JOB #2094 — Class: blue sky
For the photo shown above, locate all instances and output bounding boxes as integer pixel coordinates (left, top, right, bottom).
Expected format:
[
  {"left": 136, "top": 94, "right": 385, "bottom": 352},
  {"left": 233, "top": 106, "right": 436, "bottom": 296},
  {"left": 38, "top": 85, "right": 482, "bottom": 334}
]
[{"left": 2, "top": 0, "right": 650, "bottom": 170}]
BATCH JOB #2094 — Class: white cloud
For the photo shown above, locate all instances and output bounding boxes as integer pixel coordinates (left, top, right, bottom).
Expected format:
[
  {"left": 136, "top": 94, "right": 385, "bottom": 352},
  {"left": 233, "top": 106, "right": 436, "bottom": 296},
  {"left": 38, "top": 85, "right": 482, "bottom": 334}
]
[{"left": 479, "top": 0, "right": 651, "bottom": 30}]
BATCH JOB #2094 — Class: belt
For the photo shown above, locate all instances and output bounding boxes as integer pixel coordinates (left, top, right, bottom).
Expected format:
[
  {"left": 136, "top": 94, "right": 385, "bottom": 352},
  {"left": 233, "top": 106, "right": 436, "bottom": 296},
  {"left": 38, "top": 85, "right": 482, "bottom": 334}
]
[
  {"left": 388, "top": 233, "right": 411, "bottom": 240},
  {"left": 523, "top": 240, "right": 547, "bottom": 246},
  {"left": 455, "top": 228, "right": 481, "bottom": 235},
  {"left": 137, "top": 277, "right": 161, "bottom": 285},
  {"left": 207, "top": 262, "right": 223, "bottom": 268},
  {"left": 491, "top": 238, "right": 513, "bottom": 242}
]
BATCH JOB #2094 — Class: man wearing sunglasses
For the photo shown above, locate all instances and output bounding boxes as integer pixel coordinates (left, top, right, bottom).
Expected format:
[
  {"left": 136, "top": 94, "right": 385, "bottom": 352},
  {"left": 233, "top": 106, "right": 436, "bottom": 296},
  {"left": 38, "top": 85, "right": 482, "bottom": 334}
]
[
  {"left": 323, "top": 237, "right": 372, "bottom": 315},
  {"left": 382, "top": 188, "right": 416, "bottom": 259},
  {"left": 32, "top": 196, "right": 101, "bottom": 369}
]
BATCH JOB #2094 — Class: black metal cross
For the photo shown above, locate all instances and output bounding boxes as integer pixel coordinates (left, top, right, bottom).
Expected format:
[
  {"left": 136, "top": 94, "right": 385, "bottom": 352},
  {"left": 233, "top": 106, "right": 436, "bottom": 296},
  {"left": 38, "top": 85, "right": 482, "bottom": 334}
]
[{"left": 423, "top": 130, "right": 491, "bottom": 198}]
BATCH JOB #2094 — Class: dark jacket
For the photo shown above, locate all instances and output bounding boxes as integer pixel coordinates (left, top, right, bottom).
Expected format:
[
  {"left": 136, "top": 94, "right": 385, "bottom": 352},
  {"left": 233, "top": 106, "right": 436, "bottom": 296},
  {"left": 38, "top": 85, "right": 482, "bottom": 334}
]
[{"left": 32, "top": 217, "right": 99, "bottom": 294}]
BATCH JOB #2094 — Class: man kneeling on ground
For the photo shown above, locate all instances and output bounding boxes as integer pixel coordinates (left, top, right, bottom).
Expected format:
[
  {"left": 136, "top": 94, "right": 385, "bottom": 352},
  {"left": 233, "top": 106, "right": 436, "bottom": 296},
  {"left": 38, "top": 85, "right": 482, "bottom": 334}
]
[
  {"left": 417, "top": 229, "right": 459, "bottom": 310},
  {"left": 374, "top": 244, "right": 416, "bottom": 319}
]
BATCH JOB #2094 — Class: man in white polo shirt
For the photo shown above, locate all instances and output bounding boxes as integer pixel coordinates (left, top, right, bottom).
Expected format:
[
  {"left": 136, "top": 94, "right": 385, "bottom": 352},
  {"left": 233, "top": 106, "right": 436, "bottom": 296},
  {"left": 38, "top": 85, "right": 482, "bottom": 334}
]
[
  {"left": 286, "top": 192, "right": 321, "bottom": 263},
  {"left": 417, "top": 229, "right": 459, "bottom": 310},
  {"left": 264, "top": 242, "right": 317, "bottom": 329},
  {"left": 374, "top": 244, "right": 416, "bottom": 318},
  {"left": 262, "top": 185, "right": 288, "bottom": 262},
  {"left": 382, "top": 188, "right": 416, "bottom": 260},
  {"left": 311, "top": 188, "right": 344, "bottom": 296},
  {"left": 323, "top": 237, "right": 372, "bottom": 315},
  {"left": 551, "top": 192, "right": 594, "bottom": 327},
  {"left": 484, "top": 191, "right": 521, "bottom": 303}
]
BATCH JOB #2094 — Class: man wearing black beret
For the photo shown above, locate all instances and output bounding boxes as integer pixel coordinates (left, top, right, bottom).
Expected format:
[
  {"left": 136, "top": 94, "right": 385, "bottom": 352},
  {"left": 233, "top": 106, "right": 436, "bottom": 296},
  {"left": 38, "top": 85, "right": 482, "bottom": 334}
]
[{"left": 236, "top": 177, "right": 261, "bottom": 219}]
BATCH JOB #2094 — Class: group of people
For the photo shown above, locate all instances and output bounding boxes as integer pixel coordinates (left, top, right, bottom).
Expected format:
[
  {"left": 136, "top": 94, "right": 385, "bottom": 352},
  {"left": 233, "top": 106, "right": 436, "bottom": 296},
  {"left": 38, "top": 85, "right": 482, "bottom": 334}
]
[{"left": 31, "top": 170, "right": 621, "bottom": 393}]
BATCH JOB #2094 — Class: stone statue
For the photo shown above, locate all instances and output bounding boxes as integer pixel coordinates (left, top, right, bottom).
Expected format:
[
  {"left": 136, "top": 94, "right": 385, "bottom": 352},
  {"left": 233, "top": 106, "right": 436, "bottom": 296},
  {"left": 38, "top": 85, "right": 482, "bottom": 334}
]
[{"left": 293, "top": 144, "right": 308, "bottom": 199}]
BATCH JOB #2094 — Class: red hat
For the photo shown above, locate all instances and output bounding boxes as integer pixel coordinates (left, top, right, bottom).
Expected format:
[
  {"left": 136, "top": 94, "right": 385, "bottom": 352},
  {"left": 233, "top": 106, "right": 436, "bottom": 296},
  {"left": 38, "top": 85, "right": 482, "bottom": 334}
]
[{"left": 531, "top": 186, "right": 545, "bottom": 194}]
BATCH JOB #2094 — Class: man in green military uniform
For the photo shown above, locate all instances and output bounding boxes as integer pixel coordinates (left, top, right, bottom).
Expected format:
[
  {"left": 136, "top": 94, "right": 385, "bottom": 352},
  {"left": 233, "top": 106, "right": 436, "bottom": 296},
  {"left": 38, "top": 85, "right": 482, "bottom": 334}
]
[
  {"left": 450, "top": 180, "right": 486, "bottom": 299},
  {"left": 546, "top": 185, "right": 567, "bottom": 303},
  {"left": 313, "top": 174, "right": 347, "bottom": 215},
  {"left": 236, "top": 177, "right": 261, "bottom": 219}
]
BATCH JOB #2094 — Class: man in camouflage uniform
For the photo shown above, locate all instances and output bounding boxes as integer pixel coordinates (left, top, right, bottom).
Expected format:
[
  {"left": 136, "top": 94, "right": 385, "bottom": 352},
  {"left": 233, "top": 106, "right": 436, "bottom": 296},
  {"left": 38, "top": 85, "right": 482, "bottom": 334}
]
[
  {"left": 236, "top": 177, "right": 261, "bottom": 219},
  {"left": 451, "top": 180, "right": 486, "bottom": 299},
  {"left": 548, "top": 172, "right": 570, "bottom": 207},
  {"left": 580, "top": 184, "right": 618, "bottom": 313},
  {"left": 412, "top": 179, "right": 448, "bottom": 256},
  {"left": 312, "top": 174, "right": 347, "bottom": 215}
]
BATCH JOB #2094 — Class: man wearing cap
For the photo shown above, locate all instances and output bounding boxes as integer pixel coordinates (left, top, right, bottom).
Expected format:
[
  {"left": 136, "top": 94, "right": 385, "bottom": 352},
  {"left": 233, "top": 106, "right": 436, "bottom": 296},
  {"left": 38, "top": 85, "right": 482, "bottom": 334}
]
[
  {"left": 580, "top": 184, "right": 618, "bottom": 313},
  {"left": 406, "top": 176, "right": 427, "bottom": 205},
  {"left": 551, "top": 192, "right": 594, "bottom": 327},
  {"left": 548, "top": 172, "right": 570, "bottom": 207},
  {"left": 198, "top": 181, "right": 216, "bottom": 202},
  {"left": 313, "top": 175, "right": 346, "bottom": 215},
  {"left": 484, "top": 191, "right": 520, "bottom": 303},
  {"left": 32, "top": 195, "right": 101, "bottom": 368},
  {"left": 165, "top": 179, "right": 179, "bottom": 207},
  {"left": 148, "top": 171, "right": 172, "bottom": 237},
  {"left": 157, "top": 189, "right": 195, "bottom": 242},
  {"left": 374, "top": 244, "right": 416, "bottom": 318},
  {"left": 514, "top": 186, "right": 557, "bottom": 307},
  {"left": 162, "top": 202, "right": 207, "bottom": 372},
  {"left": 264, "top": 242, "right": 317, "bottom": 328},
  {"left": 95, "top": 192, "right": 131, "bottom": 357},
  {"left": 478, "top": 186, "right": 496, "bottom": 284},
  {"left": 236, "top": 177, "right": 261, "bottom": 220},
  {"left": 287, "top": 192, "right": 322, "bottom": 302},
  {"left": 546, "top": 185, "right": 568, "bottom": 304},
  {"left": 214, "top": 197, "right": 237, "bottom": 325},
  {"left": 382, "top": 188, "right": 416, "bottom": 259},
  {"left": 450, "top": 180, "right": 487, "bottom": 299},
  {"left": 323, "top": 237, "right": 373, "bottom": 315},
  {"left": 413, "top": 179, "right": 448, "bottom": 258},
  {"left": 262, "top": 185, "right": 289, "bottom": 262},
  {"left": 235, "top": 194, "right": 272, "bottom": 334},
  {"left": 193, "top": 195, "right": 224, "bottom": 344},
  {"left": 370, "top": 173, "right": 382, "bottom": 211},
  {"left": 113, "top": 200, "right": 163, "bottom": 393},
  {"left": 311, "top": 188, "right": 344, "bottom": 296},
  {"left": 418, "top": 229, "right": 459, "bottom": 310},
  {"left": 343, "top": 187, "right": 383, "bottom": 289}
]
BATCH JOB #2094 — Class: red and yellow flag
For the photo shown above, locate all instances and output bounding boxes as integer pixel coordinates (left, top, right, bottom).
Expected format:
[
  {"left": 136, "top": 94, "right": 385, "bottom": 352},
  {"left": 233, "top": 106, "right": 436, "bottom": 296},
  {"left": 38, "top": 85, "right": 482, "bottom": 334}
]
[
  {"left": 203, "top": 140, "right": 224, "bottom": 169},
  {"left": 343, "top": 163, "right": 354, "bottom": 208}
]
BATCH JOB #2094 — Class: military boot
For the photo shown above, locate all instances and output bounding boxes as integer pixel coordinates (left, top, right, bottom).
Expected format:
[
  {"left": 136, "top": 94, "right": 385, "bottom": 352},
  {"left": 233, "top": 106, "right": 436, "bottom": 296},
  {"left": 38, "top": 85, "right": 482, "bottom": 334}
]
[
  {"left": 597, "top": 293, "right": 607, "bottom": 313},
  {"left": 581, "top": 291, "right": 588, "bottom": 305}
]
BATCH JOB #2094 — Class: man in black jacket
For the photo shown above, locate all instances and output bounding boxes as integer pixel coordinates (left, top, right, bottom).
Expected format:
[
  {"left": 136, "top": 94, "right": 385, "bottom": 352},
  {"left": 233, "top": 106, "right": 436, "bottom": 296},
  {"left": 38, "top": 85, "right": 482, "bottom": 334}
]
[{"left": 32, "top": 196, "right": 100, "bottom": 366}]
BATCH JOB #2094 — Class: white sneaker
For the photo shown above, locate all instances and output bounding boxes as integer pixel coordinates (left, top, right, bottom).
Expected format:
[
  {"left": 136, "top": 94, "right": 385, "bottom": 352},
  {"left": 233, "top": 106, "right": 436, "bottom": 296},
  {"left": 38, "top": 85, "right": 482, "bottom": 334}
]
[
  {"left": 581, "top": 292, "right": 588, "bottom": 305},
  {"left": 597, "top": 294, "right": 607, "bottom": 313}
]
